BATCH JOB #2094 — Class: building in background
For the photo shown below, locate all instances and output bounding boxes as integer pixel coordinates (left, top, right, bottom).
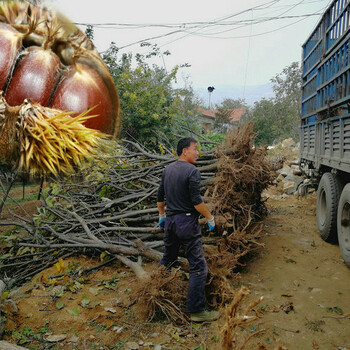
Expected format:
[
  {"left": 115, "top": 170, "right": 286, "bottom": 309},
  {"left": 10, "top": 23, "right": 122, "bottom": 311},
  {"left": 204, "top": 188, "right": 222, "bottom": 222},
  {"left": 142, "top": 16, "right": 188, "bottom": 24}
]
[{"left": 197, "top": 107, "right": 246, "bottom": 133}]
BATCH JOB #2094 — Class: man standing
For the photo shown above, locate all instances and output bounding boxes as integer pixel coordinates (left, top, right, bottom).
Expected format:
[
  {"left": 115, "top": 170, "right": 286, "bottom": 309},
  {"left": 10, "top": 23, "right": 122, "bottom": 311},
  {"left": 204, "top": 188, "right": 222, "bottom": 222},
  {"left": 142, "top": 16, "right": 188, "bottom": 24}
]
[{"left": 157, "top": 137, "right": 218, "bottom": 322}]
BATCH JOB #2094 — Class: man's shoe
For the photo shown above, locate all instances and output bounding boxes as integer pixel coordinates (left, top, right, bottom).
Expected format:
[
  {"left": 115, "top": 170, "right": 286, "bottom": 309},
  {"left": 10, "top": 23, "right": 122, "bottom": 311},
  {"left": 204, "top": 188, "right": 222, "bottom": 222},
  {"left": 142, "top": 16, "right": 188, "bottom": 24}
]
[{"left": 190, "top": 310, "right": 219, "bottom": 322}]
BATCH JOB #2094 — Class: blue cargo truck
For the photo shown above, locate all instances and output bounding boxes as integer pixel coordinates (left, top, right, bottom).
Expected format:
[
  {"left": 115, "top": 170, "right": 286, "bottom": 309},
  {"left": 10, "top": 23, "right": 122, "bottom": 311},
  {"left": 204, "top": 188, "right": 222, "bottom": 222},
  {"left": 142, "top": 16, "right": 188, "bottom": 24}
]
[
  {"left": 300, "top": 0, "right": 350, "bottom": 268},
  {"left": 300, "top": 0, "right": 350, "bottom": 267}
]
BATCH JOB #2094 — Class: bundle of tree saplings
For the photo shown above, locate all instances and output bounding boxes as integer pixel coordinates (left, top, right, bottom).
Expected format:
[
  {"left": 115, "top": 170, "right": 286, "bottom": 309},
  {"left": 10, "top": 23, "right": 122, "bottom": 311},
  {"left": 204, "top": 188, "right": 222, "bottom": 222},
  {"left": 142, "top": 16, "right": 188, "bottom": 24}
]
[
  {"left": 0, "top": 122, "right": 276, "bottom": 322},
  {"left": 204, "top": 122, "right": 276, "bottom": 306}
]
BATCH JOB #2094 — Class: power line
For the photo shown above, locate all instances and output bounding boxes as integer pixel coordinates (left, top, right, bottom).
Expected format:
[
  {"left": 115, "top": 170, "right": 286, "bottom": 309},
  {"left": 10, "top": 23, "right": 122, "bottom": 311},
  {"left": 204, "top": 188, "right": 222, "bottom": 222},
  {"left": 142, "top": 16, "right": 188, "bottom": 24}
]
[
  {"left": 180, "top": 13, "right": 322, "bottom": 38},
  {"left": 77, "top": 13, "right": 322, "bottom": 34},
  {"left": 191, "top": 0, "right": 306, "bottom": 37},
  {"left": 90, "top": 0, "right": 329, "bottom": 52},
  {"left": 76, "top": 0, "right": 281, "bottom": 29}
]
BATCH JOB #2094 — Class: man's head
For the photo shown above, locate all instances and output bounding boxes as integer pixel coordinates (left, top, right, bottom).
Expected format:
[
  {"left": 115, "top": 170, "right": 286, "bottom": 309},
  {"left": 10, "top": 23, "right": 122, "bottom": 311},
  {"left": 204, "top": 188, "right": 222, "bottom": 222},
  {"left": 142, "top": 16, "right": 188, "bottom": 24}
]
[{"left": 177, "top": 137, "right": 198, "bottom": 164}]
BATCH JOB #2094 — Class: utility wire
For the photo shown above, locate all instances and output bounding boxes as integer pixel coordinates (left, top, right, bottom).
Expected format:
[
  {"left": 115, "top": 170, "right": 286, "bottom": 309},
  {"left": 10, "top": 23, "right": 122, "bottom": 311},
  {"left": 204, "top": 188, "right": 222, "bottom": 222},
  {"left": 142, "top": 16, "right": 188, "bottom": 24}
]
[
  {"left": 184, "top": 0, "right": 306, "bottom": 37},
  {"left": 90, "top": 0, "right": 330, "bottom": 52},
  {"left": 76, "top": 0, "right": 281, "bottom": 29},
  {"left": 76, "top": 13, "right": 323, "bottom": 33},
  {"left": 96, "top": 0, "right": 281, "bottom": 51},
  {"left": 181, "top": 13, "right": 322, "bottom": 38}
]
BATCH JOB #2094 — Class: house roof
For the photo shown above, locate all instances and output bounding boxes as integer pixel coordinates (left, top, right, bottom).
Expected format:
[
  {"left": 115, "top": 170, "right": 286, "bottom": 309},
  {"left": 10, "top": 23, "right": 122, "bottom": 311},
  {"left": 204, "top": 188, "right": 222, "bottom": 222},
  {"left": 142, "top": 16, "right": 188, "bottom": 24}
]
[{"left": 197, "top": 107, "right": 246, "bottom": 122}]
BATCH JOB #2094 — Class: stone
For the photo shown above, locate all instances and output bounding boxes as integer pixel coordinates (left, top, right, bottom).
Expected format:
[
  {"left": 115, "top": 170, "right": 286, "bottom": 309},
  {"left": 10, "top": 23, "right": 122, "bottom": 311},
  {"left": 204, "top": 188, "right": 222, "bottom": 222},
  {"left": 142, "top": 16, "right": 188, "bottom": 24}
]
[
  {"left": 111, "top": 326, "right": 124, "bottom": 333},
  {"left": 282, "top": 174, "right": 303, "bottom": 188},
  {"left": 45, "top": 334, "right": 67, "bottom": 343},
  {"left": 281, "top": 138, "right": 296, "bottom": 148},
  {"left": 288, "top": 159, "right": 300, "bottom": 166},
  {"left": 104, "top": 307, "right": 117, "bottom": 313},
  {"left": 283, "top": 182, "right": 296, "bottom": 194},
  {"left": 276, "top": 173, "right": 284, "bottom": 182},
  {"left": 278, "top": 165, "right": 292, "bottom": 177},
  {"left": 68, "top": 336, "right": 79, "bottom": 343},
  {"left": 125, "top": 342, "right": 139, "bottom": 350}
]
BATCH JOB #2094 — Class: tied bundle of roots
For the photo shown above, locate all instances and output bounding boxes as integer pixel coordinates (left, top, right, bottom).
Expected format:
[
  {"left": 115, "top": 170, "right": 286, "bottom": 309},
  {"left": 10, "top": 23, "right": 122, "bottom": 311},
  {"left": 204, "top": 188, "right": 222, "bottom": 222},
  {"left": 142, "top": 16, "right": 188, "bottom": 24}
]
[
  {"left": 0, "top": 96, "right": 106, "bottom": 176},
  {"left": 207, "top": 122, "right": 276, "bottom": 231},
  {"left": 204, "top": 123, "right": 275, "bottom": 304},
  {"left": 132, "top": 266, "right": 188, "bottom": 323},
  {"left": 205, "top": 224, "right": 264, "bottom": 305}
]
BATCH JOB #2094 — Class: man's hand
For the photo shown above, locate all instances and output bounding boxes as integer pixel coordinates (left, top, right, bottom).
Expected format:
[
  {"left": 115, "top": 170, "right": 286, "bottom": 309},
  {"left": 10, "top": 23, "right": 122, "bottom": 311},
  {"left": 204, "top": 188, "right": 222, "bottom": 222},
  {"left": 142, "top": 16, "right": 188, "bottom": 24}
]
[
  {"left": 158, "top": 213, "right": 166, "bottom": 229},
  {"left": 207, "top": 216, "right": 215, "bottom": 232}
]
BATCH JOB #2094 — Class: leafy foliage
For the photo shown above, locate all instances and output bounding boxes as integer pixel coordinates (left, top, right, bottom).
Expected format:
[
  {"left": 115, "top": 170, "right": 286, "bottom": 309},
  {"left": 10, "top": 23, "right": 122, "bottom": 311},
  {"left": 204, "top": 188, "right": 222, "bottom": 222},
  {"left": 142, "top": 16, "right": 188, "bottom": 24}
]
[
  {"left": 246, "top": 62, "right": 302, "bottom": 145},
  {"left": 103, "top": 43, "right": 200, "bottom": 146},
  {"left": 245, "top": 98, "right": 278, "bottom": 146},
  {"left": 199, "top": 133, "right": 225, "bottom": 151},
  {"left": 84, "top": 24, "right": 94, "bottom": 42},
  {"left": 216, "top": 98, "right": 247, "bottom": 110}
]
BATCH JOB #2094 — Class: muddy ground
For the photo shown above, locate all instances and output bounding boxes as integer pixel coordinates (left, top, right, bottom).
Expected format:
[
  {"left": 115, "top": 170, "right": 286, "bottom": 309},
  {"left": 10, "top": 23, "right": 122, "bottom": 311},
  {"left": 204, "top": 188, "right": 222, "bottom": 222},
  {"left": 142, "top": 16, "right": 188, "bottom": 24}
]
[{"left": 1, "top": 181, "right": 350, "bottom": 350}]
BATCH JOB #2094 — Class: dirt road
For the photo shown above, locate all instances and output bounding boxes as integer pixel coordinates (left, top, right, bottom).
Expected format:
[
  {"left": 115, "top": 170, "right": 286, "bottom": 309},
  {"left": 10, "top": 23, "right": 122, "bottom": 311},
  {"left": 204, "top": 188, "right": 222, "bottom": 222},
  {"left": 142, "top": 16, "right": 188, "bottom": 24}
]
[{"left": 241, "top": 190, "right": 350, "bottom": 350}]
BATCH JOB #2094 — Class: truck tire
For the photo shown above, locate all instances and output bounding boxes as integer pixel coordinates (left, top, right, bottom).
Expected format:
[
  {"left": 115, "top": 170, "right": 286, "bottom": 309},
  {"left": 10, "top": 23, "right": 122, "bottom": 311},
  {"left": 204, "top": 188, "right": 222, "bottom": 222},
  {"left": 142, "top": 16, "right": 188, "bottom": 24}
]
[
  {"left": 316, "top": 173, "right": 342, "bottom": 242},
  {"left": 337, "top": 184, "right": 350, "bottom": 268}
]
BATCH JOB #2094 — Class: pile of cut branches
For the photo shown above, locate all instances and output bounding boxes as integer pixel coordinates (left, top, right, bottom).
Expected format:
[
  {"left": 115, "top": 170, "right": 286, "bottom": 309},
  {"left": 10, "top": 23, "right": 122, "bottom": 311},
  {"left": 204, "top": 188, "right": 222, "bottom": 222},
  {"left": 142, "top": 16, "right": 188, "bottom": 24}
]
[{"left": 0, "top": 122, "right": 276, "bottom": 321}]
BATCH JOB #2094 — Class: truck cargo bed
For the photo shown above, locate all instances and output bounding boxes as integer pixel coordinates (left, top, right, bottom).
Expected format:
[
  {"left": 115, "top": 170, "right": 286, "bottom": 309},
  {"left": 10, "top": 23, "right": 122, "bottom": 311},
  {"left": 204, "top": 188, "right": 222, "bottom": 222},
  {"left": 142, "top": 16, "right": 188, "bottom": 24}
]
[{"left": 301, "top": 114, "right": 350, "bottom": 173}]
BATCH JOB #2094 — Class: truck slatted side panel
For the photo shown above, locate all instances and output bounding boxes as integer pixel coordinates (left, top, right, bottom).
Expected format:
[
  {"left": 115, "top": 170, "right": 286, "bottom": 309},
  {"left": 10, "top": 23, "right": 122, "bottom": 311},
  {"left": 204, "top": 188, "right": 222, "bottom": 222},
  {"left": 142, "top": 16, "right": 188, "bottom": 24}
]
[
  {"left": 343, "top": 116, "right": 350, "bottom": 157},
  {"left": 300, "top": 124, "right": 316, "bottom": 160},
  {"left": 333, "top": 120, "right": 341, "bottom": 153},
  {"left": 303, "top": 76, "right": 317, "bottom": 101},
  {"left": 317, "top": 39, "right": 350, "bottom": 112},
  {"left": 324, "top": 123, "right": 331, "bottom": 157},
  {"left": 303, "top": 116, "right": 350, "bottom": 172},
  {"left": 325, "top": 0, "right": 350, "bottom": 54},
  {"left": 302, "top": 0, "right": 350, "bottom": 122},
  {"left": 303, "top": 42, "right": 322, "bottom": 77}
]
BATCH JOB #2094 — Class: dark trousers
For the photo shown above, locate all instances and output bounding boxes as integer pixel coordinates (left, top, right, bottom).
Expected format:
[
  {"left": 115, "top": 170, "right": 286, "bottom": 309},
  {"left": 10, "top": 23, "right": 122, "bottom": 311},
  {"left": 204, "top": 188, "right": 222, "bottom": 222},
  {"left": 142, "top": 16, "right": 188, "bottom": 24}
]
[{"left": 159, "top": 213, "right": 208, "bottom": 313}]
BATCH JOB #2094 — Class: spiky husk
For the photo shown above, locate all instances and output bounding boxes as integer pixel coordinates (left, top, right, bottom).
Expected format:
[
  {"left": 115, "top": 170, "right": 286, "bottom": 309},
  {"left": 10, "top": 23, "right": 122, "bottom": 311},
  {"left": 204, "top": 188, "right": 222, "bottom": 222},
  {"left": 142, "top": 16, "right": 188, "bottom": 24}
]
[{"left": 16, "top": 101, "right": 106, "bottom": 176}]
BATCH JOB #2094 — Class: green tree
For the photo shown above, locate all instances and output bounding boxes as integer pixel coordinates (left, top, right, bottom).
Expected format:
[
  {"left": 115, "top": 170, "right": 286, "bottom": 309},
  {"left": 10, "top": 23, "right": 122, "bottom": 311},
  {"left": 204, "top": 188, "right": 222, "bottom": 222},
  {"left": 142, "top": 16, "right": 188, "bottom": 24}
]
[
  {"left": 247, "top": 62, "right": 302, "bottom": 145},
  {"left": 85, "top": 24, "right": 94, "bottom": 42},
  {"left": 271, "top": 61, "right": 302, "bottom": 140},
  {"left": 271, "top": 61, "right": 301, "bottom": 109},
  {"left": 246, "top": 98, "right": 278, "bottom": 145},
  {"left": 170, "top": 82, "right": 202, "bottom": 136},
  {"left": 216, "top": 98, "right": 247, "bottom": 110},
  {"left": 103, "top": 43, "right": 200, "bottom": 146}
]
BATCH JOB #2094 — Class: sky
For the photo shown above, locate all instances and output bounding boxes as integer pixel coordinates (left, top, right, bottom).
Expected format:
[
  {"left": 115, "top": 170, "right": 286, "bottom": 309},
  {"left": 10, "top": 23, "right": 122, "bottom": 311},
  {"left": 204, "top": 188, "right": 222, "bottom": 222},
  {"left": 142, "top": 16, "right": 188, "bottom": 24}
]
[{"left": 47, "top": 0, "right": 331, "bottom": 102}]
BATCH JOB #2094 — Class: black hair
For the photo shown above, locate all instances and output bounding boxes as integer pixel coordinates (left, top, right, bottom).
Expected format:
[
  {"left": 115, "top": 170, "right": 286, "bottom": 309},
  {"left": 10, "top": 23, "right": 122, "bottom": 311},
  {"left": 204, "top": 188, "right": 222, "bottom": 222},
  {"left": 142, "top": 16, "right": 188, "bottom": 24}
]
[{"left": 177, "top": 137, "right": 197, "bottom": 156}]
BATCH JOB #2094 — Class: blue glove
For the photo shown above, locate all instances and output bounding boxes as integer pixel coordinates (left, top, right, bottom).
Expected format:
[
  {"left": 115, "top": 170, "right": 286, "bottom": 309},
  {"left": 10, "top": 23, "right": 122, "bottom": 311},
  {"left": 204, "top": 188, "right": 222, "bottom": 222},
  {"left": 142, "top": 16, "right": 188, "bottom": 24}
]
[
  {"left": 207, "top": 216, "right": 215, "bottom": 232},
  {"left": 158, "top": 214, "right": 166, "bottom": 229}
]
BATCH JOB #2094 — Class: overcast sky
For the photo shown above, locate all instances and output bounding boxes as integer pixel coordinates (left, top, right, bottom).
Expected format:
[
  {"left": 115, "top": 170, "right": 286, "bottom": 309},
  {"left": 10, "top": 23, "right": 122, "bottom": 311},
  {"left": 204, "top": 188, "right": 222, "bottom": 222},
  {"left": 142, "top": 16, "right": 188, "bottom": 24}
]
[{"left": 48, "top": 0, "right": 331, "bottom": 95}]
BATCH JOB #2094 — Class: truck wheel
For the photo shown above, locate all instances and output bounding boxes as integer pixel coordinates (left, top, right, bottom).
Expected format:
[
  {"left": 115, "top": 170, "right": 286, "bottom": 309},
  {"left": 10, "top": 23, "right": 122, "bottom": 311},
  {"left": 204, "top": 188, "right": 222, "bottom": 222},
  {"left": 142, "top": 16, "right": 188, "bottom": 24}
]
[
  {"left": 316, "top": 173, "right": 342, "bottom": 242},
  {"left": 337, "top": 184, "right": 350, "bottom": 268}
]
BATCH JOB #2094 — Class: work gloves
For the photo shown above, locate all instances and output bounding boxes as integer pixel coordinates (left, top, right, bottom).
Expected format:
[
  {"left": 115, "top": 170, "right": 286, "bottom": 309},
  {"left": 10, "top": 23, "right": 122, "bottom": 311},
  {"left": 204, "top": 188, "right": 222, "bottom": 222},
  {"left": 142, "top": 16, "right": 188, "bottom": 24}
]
[
  {"left": 158, "top": 213, "right": 215, "bottom": 231},
  {"left": 207, "top": 216, "right": 215, "bottom": 232},
  {"left": 158, "top": 213, "right": 166, "bottom": 228}
]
